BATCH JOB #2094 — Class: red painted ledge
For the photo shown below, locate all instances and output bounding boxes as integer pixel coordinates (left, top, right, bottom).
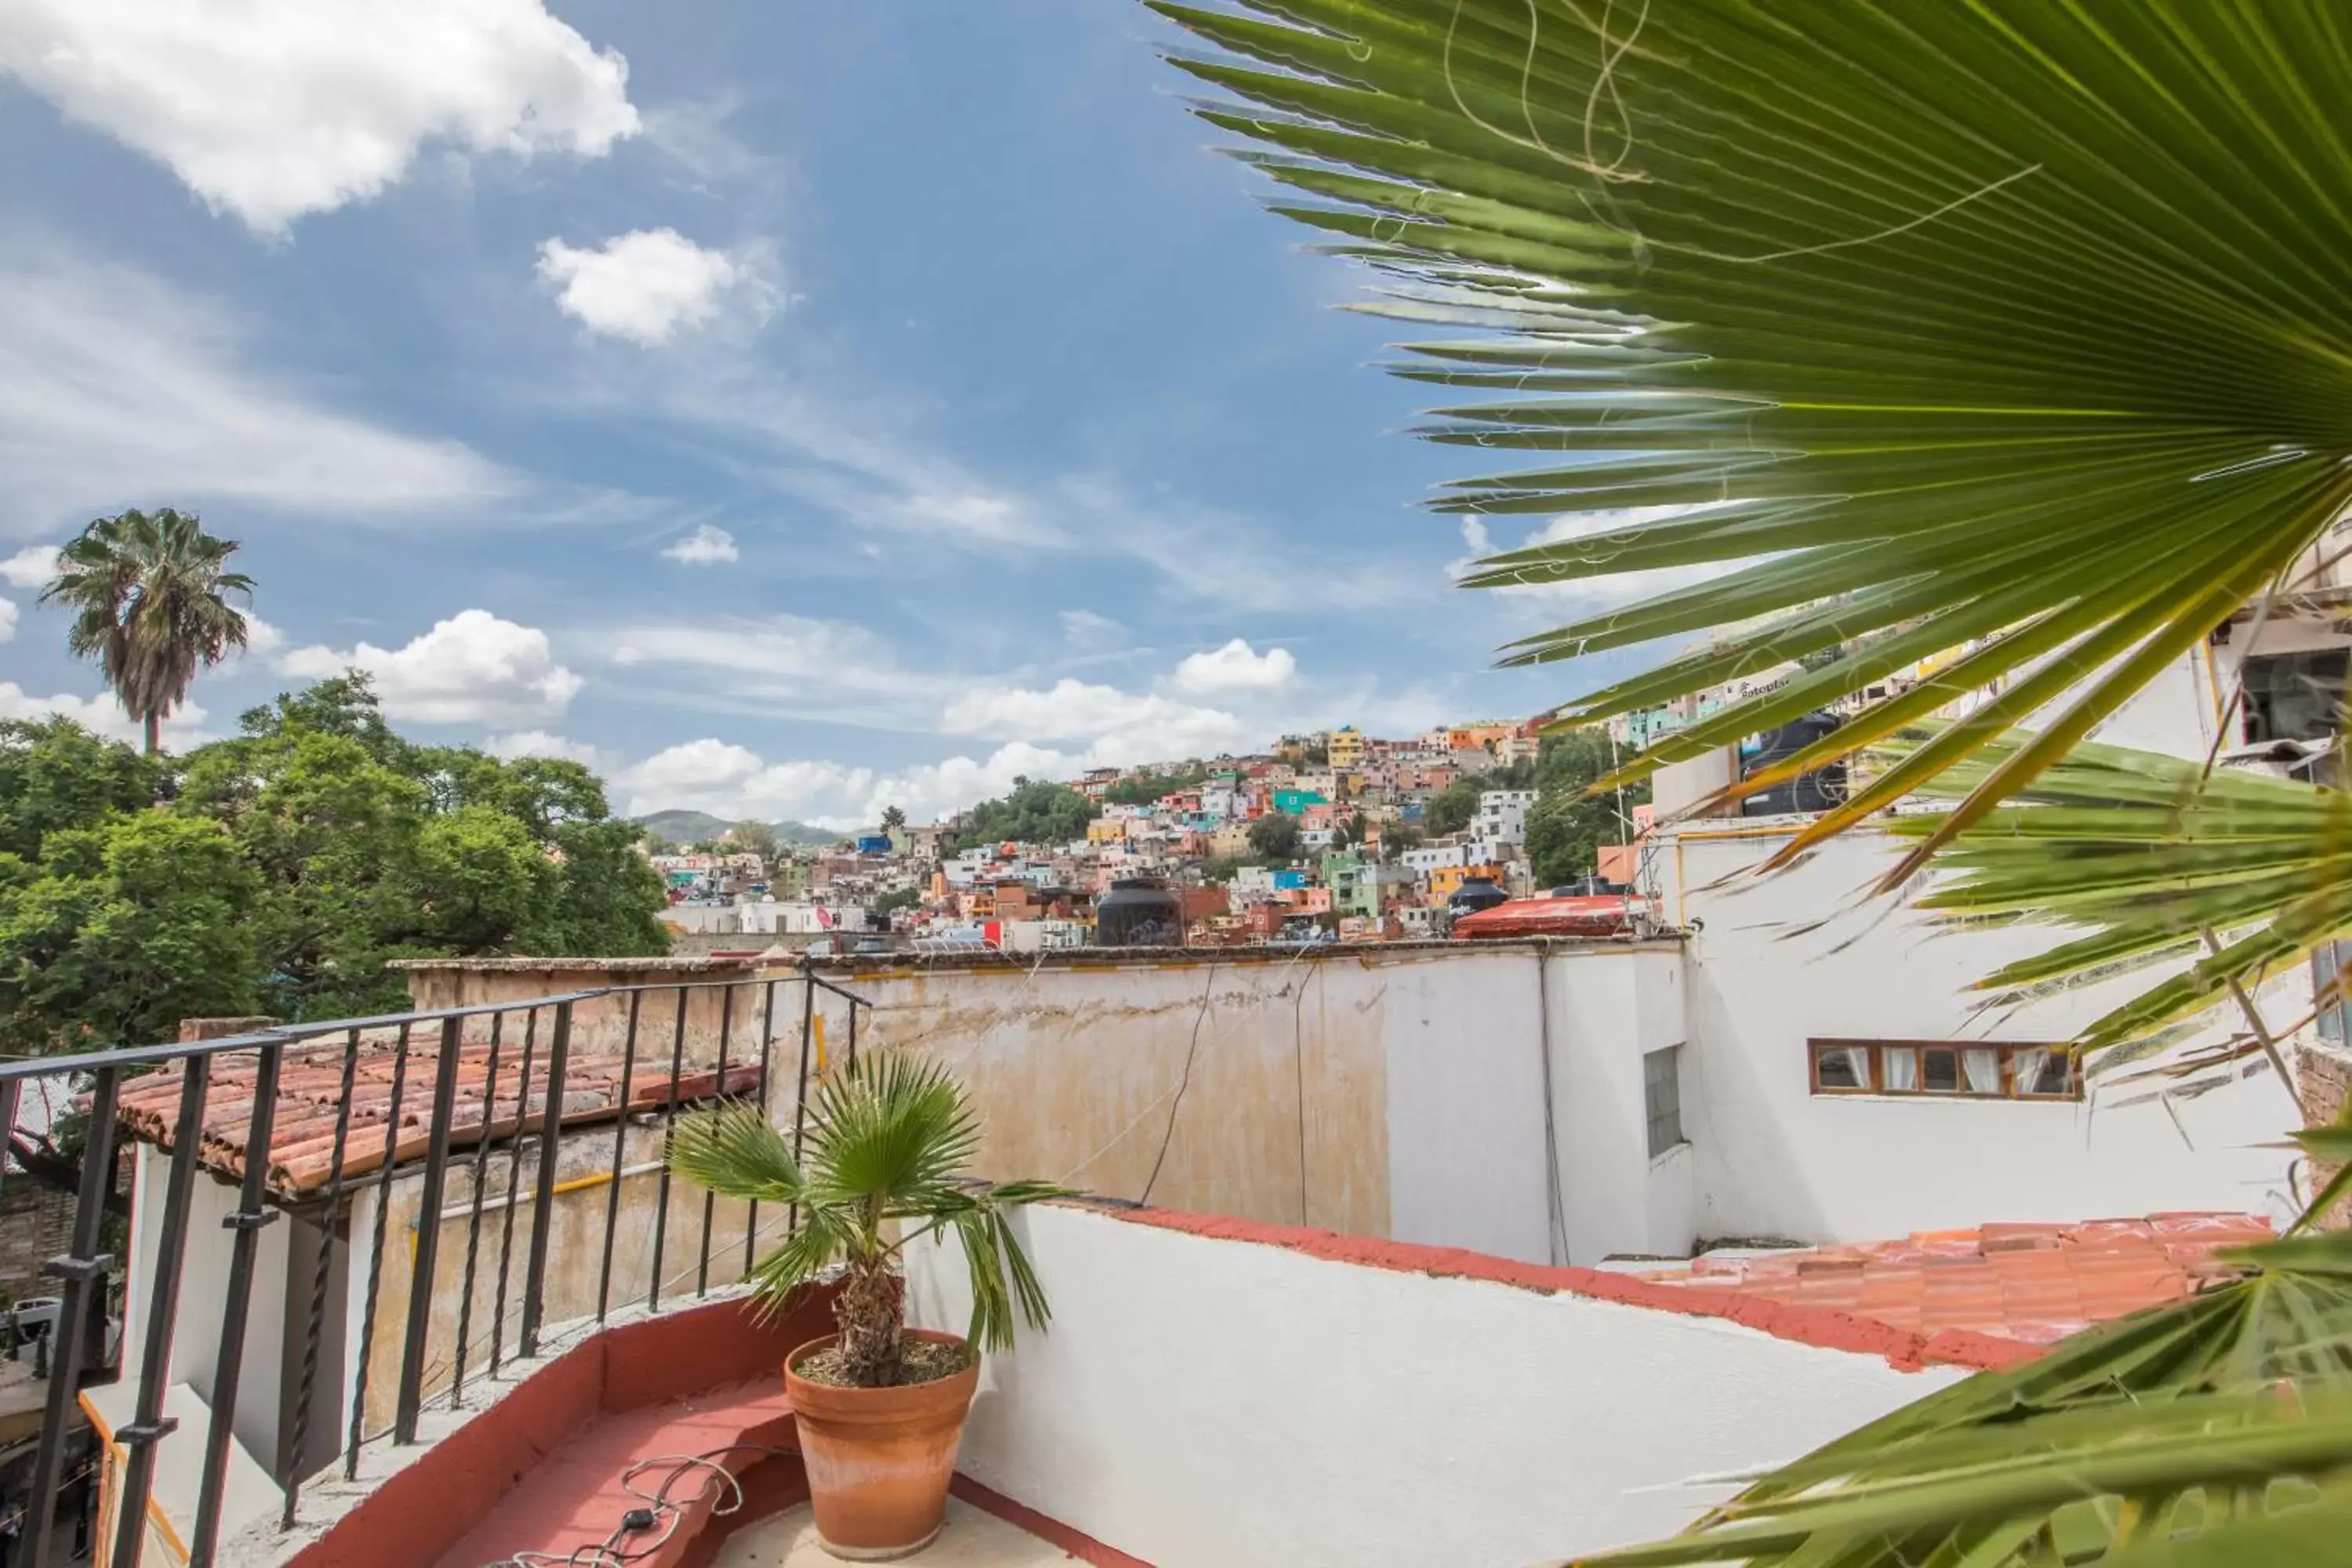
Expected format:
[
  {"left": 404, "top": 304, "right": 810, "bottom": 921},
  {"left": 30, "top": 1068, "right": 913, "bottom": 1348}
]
[{"left": 1109, "top": 1205, "right": 2038, "bottom": 1374}]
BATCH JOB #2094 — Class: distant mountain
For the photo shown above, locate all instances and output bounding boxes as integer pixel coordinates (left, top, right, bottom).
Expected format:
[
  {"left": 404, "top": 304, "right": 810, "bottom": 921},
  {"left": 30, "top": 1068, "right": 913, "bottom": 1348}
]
[{"left": 632, "top": 810, "right": 846, "bottom": 848}]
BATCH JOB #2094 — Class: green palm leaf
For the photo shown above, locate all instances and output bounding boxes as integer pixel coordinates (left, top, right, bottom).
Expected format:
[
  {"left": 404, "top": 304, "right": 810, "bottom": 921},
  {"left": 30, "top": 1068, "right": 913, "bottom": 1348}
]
[
  {"left": 1567, "top": 1236, "right": 2352, "bottom": 1568},
  {"left": 39, "top": 507, "right": 252, "bottom": 755},
  {"left": 667, "top": 1052, "right": 1065, "bottom": 1377},
  {"left": 1880, "top": 734, "right": 2352, "bottom": 1061},
  {"left": 1150, "top": 0, "right": 2352, "bottom": 870}
]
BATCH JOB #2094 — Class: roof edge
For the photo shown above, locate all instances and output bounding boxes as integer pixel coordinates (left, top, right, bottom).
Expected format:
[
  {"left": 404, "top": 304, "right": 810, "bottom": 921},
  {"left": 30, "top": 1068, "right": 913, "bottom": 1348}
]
[{"left": 1098, "top": 1203, "right": 2035, "bottom": 1374}]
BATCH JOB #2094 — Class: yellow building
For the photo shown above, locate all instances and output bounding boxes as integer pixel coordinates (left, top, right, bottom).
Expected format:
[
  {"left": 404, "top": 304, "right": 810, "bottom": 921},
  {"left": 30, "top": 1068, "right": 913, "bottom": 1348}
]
[
  {"left": 1086, "top": 818, "right": 1129, "bottom": 846},
  {"left": 1428, "top": 863, "right": 1506, "bottom": 900},
  {"left": 1327, "top": 725, "right": 1367, "bottom": 769}
]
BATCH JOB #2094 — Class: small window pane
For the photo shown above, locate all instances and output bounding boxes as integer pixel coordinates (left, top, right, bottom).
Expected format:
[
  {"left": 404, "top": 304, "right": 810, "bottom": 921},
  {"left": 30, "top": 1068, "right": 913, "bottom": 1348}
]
[
  {"left": 1882, "top": 1048, "right": 1918, "bottom": 1092},
  {"left": 1644, "top": 1045, "right": 1686, "bottom": 1157},
  {"left": 1922, "top": 1048, "right": 1961, "bottom": 1092},
  {"left": 2013, "top": 1047, "right": 2073, "bottom": 1097},
  {"left": 1815, "top": 1046, "right": 1871, "bottom": 1091},
  {"left": 1962, "top": 1047, "right": 2002, "bottom": 1095}
]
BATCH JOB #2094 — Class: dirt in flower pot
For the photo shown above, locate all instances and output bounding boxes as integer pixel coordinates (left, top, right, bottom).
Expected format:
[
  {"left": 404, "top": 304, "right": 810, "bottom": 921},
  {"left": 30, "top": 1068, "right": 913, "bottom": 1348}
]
[{"left": 793, "top": 1337, "right": 975, "bottom": 1388}]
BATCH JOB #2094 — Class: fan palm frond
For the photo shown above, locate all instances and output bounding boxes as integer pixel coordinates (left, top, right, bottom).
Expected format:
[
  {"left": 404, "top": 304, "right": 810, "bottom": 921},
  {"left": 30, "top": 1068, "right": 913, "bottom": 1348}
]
[
  {"left": 668, "top": 1052, "right": 1064, "bottom": 1376},
  {"left": 1883, "top": 735, "right": 2352, "bottom": 1060},
  {"left": 1571, "top": 1232, "right": 2352, "bottom": 1568},
  {"left": 1150, "top": 0, "right": 2352, "bottom": 876}
]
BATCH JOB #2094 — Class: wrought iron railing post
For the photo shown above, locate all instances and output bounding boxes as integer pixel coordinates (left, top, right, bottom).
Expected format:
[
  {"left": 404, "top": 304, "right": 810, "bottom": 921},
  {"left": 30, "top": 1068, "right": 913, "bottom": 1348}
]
[
  {"left": 394, "top": 1017, "right": 464, "bottom": 1443},
  {"left": 517, "top": 1000, "right": 572, "bottom": 1357},
  {"left": 108, "top": 1054, "right": 212, "bottom": 1568},
  {"left": 21, "top": 1064, "right": 121, "bottom": 1568},
  {"left": 448, "top": 1012, "right": 504, "bottom": 1410},
  {"left": 746, "top": 976, "right": 781, "bottom": 1272},
  {"left": 789, "top": 966, "right": 816, "bottom": 1234},
  {"left": 646, "top": 989, "right": 690, "bottom": 1313},
  {"left": 191, "top": 1040, "right": 285, "bottom": 1568},
  {"left": 347, "top": 1024, "right": 413, "bottom": 1479},
  {"left": 282, "top": 1033, "right": 361, "bottom": 1528},
  {"left": 697, "top": 984, "right": 735, "bottom": 1296},
  {"left": 597, "top": 990, "right": 644, "bottom": 1323},
  {"left": 488, "top": 1008, "right": 539, "bottom": 1375}
]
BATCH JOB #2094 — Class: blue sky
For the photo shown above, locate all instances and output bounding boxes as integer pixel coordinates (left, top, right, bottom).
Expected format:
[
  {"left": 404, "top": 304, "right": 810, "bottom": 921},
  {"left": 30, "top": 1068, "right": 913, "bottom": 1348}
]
[{"left": 0, "top": 1, "right": 1632, "bottom": 829}]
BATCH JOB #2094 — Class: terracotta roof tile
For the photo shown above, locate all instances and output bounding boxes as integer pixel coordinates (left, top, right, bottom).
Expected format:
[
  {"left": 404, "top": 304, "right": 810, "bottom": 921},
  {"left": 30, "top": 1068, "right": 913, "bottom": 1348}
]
[
  {"left": 1642, "top": 1214, "right": 2272, "bottom": 1348},
  {"left": 114, "top": 1033, "right": 764, "bottom": 1196}
]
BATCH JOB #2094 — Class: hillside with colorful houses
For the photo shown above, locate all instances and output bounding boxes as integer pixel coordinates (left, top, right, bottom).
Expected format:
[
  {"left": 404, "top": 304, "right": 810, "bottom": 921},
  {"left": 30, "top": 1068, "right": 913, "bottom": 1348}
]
[{"left": 640, "top": 715, "right": 1661, "bottom": 953}]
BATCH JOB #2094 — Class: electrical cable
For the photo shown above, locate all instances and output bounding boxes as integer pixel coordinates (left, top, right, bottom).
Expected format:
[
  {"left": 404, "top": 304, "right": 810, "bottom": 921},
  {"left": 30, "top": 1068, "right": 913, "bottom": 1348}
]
[
  {"left": 1138, "top": 961, "right": 1215, "bottom": 1207},
  {"left": 477, "top": 1443, "right": 798, "bottom": 1568}
]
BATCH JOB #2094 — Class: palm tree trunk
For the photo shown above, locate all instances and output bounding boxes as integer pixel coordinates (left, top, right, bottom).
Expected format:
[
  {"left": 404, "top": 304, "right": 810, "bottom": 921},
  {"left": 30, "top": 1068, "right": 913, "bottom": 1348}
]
[
  {"left": 834, "top": 1255, "right": 904, "bottom": 1387},
  {"left": 142, "top": 708, "right": 160, "bottom": 756}
]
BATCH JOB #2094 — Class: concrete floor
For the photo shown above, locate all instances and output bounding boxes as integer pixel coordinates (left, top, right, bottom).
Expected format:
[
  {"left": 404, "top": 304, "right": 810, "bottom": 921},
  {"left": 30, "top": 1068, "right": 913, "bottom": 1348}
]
[{"left": 713, "top": 1497, "right": 1079, "bottom": 1566}]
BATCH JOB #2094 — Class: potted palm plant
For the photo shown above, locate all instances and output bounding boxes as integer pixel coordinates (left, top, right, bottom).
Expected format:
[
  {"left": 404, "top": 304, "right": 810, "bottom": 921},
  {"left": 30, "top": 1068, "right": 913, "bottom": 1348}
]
[{"left": 670, "top": 1054, "right": 1061, "bottom": 1561}]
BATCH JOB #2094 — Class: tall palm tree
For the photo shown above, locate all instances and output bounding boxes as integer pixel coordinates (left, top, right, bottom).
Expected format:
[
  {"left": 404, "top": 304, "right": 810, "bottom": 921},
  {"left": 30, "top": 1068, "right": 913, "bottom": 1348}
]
[
  {"left": 1152, "top": 1, "right": 2352, "bottom": 1559},
  {"left": 42, "top": 509, "right": 254, "bottom": 754}
]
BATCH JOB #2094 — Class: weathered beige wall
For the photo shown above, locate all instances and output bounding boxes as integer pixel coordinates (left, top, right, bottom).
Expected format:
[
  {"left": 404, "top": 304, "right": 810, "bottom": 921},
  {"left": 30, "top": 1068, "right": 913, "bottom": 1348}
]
[
  {"left": 397, "top": 957, "right": 779, "bottom": 1065},
  {"left": 837, "top": 956, "right": 1390, "bottom": 1236},
  {"left": 399, "top": 951, "right": 1406, "bottom": 1238},
  {"left": 350, "top": 1115, "right": 767, "bottom": 1436}
]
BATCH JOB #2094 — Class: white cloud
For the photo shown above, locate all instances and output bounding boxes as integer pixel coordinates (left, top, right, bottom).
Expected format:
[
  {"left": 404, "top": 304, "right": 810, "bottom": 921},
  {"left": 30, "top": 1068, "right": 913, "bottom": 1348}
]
[
  {"left": 616, "top": 736, "right": 1078, "bottom": 833},
  {"left": 604, "top": 614, "right": 953, "bottom": 730},
  {"left": 239, "top": 615, "right": 285, "bottom": 658},
  {"left": 1451, "top": 508, "right": 1740, "bottom": 611},
  {"left": 1169, "top": 637, "right": 1297, "bottom": 695},
  {"left": 0, "top": 544, "right": 57, "bottom": 587},
  {"left": 0, "top": 682, "right": 210, "bottom": 747},
  {"left": 660, "top": 524, "right": 739, "bottom": 564},
  {"left": 1059, "top": 609, "right": 1120, "bottom": 645},
  {"left": 485, "top": 729, "right": 607, "bottom": 766},
  {"left": 0, "top": 597, "right": 13, "bottom": 644},
  {"left": 538, "top": 230, "right": 764, "bottom": 347},
  {"left": 0, "top": 0, "right": 637, "bottom": 234},
  {"left": 278, "top": 609, "right": 581, "bottom": 726},
  {"left": 0, "top": 255, "right": 513, "bottom": 536},
  {"left": 942, "top": 680, "right": 1254, "bottom": 765}
]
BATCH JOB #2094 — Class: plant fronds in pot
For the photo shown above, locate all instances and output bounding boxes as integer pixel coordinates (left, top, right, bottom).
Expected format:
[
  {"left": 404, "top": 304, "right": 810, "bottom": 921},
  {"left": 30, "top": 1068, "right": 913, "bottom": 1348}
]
[{"left": 668, "top": 1052, "right": 1065, "bottom": 1387}]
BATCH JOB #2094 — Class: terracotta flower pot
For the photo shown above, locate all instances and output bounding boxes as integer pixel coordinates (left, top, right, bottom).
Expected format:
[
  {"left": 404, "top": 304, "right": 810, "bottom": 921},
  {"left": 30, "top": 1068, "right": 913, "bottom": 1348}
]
[{"left": 785, "top": 1330, "right": 981, "bottom": 1560}]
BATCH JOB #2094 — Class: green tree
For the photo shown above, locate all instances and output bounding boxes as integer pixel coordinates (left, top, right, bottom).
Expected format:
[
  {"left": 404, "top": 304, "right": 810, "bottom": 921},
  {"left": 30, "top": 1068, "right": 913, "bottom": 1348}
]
[
  {"left": 1523, "top": 731, "right": 1650, "bottom": 888},
  {"left": 0, "top": 811, "right": 261, "bottom": 1057},
  {"left": 880, "top": 804, "right": 908, "bottom": 833},
  {"left": 1421, "top": 779, "right": 1482, "bottom": 837},
  {"left": 183, "top": 677, "right": 667, "bottom": 1016},
  {"left": 42, "top": 508, "right": 253, "bottom": 753},
  {"left": 874, "top": 886, "right": 920, "bottom": 915},
  {"left": 727, "top": 820, "right": 781, "bottom": 860},
  {"left": 1245, "top": 812, "right": 1301, "bottom": 862},
  {"left": 964, "top": 780, "right": 1094, "bottom": 844},
  {"left": 1102, "top": 764, "right": 1208, "bottom": 806},
  {"left": 0, "top": 719, "right": 163, "bottom": 861}
]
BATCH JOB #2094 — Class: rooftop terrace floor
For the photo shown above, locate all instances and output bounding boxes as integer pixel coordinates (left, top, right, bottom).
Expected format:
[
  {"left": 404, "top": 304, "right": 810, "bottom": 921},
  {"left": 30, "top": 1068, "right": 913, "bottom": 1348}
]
[{"left": 715, "top": 1500, "right": 1078, "bottom": 1566}]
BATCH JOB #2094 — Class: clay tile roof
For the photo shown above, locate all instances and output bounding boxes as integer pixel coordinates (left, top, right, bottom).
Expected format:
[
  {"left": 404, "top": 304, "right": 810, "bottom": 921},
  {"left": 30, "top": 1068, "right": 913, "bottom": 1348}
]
[
  {"left": 114, "top": 1032, "right": 763, "bottom": 1197},
  {"left": 1641, "top": 1213, "right": 2274, "bottom": 1347}
]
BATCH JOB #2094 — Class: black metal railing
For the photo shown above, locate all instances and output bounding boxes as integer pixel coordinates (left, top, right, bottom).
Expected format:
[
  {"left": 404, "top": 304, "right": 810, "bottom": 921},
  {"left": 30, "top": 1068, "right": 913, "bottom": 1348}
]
[{"left": 0, "top": 965, "right": 872, "bottom": 1568}]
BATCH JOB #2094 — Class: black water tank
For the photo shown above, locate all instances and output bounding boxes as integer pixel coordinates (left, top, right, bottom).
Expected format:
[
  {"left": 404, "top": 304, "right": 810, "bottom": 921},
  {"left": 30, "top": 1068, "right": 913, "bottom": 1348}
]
[
  {"left": 1095, "top": 876, "right": 1184, "bottom": 946},
  {"left": 1447, "top": 876, "right": 1510, "bottom": 916},
  {"left": 1739, "top": 711, "right": 1849, "bottom": 815}
]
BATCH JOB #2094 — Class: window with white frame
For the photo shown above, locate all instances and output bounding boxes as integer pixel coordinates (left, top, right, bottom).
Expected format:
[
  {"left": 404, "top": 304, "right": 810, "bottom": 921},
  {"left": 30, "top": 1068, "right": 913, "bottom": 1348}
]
[{"left": 1808, "top": 1039, "right": 2080, "bottom": 1100}]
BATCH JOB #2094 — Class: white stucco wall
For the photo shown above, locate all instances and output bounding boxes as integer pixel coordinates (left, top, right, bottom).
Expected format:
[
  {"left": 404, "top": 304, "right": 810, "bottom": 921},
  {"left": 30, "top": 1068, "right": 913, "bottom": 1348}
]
[
  {"left": 1665, "top": 824, "right": 2296, "bottom": 1243},
  {"left": 905, "top": 1202, "right": 1967, "bottom": 1568},
  {"left": 1376, "top": 946, "right": 1553, "bottom": 1263},
  {"left": 122, "top": 1145, "right": 295, "bottom": 1516},
  {"left": 1546, "top": 946, "right": 1696, "bottom": 1261}
]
